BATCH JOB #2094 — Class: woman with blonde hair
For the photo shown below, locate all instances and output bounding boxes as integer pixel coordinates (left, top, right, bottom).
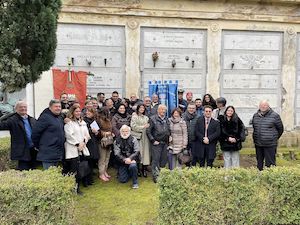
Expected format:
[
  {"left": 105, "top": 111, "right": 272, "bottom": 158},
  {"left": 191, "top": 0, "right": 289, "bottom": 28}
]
[{"left": 63, "top": 105, "right": 91, "bottom": 195}]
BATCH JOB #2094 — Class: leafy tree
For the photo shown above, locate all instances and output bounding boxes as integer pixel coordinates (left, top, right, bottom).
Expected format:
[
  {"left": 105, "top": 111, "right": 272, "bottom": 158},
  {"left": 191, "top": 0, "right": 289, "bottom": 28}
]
[{"left": 0, "top": 0, "right": 61, "bottom": 92}]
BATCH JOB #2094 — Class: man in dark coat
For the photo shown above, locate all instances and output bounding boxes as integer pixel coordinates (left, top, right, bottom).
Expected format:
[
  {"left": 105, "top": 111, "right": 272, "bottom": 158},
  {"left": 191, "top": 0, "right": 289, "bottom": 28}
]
[
  {"left": 32, "top": 99, "right": 65, "bottom": 170},
  {"left": 146, "top": 104, "right": 170, "bottom": 183},
  {"left": 252, "top": 100, "right": 283, "bottom": 170},
  {"left": 114, "top": 125, "right": 140, "bottom": 189},
  {"left": 182, "top": 102, "right": 200, "bottom": 166},
  {"left": 0, "top": 101, "right": 37, "bottom": 170},
  {"left": 194, "top": 105, "right": 220, "bottom": 167}
]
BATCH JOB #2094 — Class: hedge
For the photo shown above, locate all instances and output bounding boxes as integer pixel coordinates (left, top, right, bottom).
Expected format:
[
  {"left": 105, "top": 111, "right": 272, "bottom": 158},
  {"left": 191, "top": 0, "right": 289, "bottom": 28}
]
[
  {"left": 158, "top": 167, "right": 300, "bottom": 225},
  {"left": 0, "top": 168, "right": 76, "bottom": 225},
  {"left": 0, "top": 137, "right": 14, "bottom": 171}
]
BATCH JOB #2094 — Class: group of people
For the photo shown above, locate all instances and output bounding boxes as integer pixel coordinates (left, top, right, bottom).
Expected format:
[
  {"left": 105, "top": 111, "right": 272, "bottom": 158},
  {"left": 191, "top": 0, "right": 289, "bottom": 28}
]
[{"left": 0, "top": 89, "right": 284, "bottom": 193}]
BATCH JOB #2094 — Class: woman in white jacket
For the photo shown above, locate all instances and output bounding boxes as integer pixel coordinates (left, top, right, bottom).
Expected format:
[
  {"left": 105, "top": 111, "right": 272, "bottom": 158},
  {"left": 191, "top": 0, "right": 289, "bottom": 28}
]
[{"left": 63, "top": 105, "right": 90, "bottom": 195}]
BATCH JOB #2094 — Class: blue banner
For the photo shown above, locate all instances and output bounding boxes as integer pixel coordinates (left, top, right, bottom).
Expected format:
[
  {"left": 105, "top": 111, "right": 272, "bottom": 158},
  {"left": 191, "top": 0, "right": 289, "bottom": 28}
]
[
  {"left": 148, "top": 80, "right": 178, "bottom": 117},
  {"left": 148, "top": 81, "right": 158, "bottom": 98},
  {"left": 167, "top": 80, "right": 178, "bottom": 116}
]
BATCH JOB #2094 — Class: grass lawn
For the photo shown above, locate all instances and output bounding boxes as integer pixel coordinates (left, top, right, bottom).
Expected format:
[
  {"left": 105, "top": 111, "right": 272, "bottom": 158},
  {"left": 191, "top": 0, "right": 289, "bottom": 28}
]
[
  {"left": 74, "top": 147, "right": 300, "bottom": 225},
  {"left": 75, "top": 169, "right": 158, "bottom": 225}
]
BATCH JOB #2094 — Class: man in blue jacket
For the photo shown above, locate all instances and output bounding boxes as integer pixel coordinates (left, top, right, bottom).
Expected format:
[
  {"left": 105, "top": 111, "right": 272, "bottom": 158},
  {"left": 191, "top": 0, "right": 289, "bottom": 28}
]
[
  {"left": 32, "top": 99, "right": 65, "bottom": 169},
  {"left": 0, "top": 101, "right": 37, "bottom": 170}
]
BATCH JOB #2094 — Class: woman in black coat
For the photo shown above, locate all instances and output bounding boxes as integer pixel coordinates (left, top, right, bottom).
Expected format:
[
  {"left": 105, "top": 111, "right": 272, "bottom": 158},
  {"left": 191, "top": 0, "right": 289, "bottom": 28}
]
[
  {"left": 83, "top": 108, "right": 100, "bottom": 185},
  {"left": 218, "top": 106, "right": 245, "bottom": 168},
  {"left": 202, "top": 94, "right": 217, "bottom": 110}
]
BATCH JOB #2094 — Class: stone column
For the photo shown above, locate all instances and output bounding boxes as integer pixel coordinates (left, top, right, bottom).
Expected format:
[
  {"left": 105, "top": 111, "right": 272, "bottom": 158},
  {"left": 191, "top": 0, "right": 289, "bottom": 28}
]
[
  {"left": 281, "top": 28, "right": 297, "bottom": 131},
  {"left": 207, "top": 23, "right": 222, "bottom": 98},
  {"left": 125, "top": 19, "right": 141, "bottom": 98}
]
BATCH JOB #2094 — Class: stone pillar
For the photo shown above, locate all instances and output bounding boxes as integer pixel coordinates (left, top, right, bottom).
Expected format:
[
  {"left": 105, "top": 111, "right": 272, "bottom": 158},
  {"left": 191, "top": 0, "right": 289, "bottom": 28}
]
[
  {"left": 207, "top": 23, "right": 222, "bottom": 98},
  {"left": 125, "top": 19, "right": 141, "bottom": 98},
  {"left": 281, "top": 28, "right": 297, "bottom": 131}
]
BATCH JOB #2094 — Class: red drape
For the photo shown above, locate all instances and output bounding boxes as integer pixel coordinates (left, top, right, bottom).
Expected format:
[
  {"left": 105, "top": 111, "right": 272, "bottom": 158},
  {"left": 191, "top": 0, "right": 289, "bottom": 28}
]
[{"left": 52, "top": 69, "right": 87, "bottom": 108}]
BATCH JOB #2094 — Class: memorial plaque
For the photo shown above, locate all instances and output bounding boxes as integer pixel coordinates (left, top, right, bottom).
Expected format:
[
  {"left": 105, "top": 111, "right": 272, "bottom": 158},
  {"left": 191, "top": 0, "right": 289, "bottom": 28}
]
[
  {"left": 221, "top": 31, "right": 283, "bottom": 126},
  {"left": 54, "top": 24, "right": 125, "bottom": 96},
  {"left": 144, "top": 30, "right": 204, "bottom": 49},
  {"left": 223, "top": 74, "right": 278, "bottom": 89},
  {"left": 141, "top": 28, "right": 207, "bottom": 97},
  {"left": 223, "top": 54, "right": 280, "bottom": 70},
  {"left": 224, "top": 33, "right": 281, "bottom": 51}
]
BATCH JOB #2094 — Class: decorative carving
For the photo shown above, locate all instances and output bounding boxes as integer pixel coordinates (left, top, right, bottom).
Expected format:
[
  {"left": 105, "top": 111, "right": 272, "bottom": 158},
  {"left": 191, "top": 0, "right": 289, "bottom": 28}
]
[
  {"left": 127, "top": 19, "right": 139, "bottom": 30},
  {"left": 240, "top": 55, "right": 265, "bottom": 69},
  {"left": 210, "top": 23, "right": 220, "bottom": 32},
  {"left": 287, "top": 27, "right": 296, "bottom": 36}
]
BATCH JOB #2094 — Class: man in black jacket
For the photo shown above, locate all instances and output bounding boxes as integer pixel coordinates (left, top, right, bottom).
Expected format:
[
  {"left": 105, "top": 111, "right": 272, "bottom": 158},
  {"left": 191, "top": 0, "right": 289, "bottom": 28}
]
[
  {"left": 252, "top": 100, "right": 283, "bottom": 170},
  {"left": 194, "top": 105, "right": 220, "bottom": 167},
  {"left": 32, "top": 99, "right": 65, "bottom": 170},
  {"left": 146, "top": 104, "right": 170, "bottom": 183},
  {"left": 0, "top": 101, "right": 37, "bottom": 170},
  {"left": 114, "top": 125, "right": 140, "bottom": 189},
  {"left": 182, "top": 102, "right": 200, "bottom": 166}
]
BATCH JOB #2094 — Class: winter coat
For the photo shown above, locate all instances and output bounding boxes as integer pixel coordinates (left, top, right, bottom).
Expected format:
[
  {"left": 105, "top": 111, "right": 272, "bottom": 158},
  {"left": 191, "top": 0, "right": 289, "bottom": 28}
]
[
  {"left": 0, "top": 113, "right": 36, "bottom": 161},
  {"left": 146, "top": 115, "right": 170, "bottom": 144},
  {"left": 194, "top": 116, "right": 221, "bottom": 159},
  {"left": 84, "top": 117, "right": 100, "bottom": 160},
  {"left": 114, "top": 135, "right": 140, "bottom": 163},
  {"left": 64, "top": 119, "right": 91, "bottom": 159},
  {"left": 169, "top": 117, "right": 188, "bottom": 154},
  {"left": 32, "top": 108, "right": 65, "bottom": 162},
  {"left": 252, "top": 108, "right": 283, "bottom": 147},
  {"left": 218, "top": 115, "right": 245, "bottom": 151},
  {"left": 112, "top": 113, "right": 131, "bottom": 137},
  {"left": 130, "top": 113, "right": 150, "bottom": 165},
  {"left": 182, "top": 111, "right": 199, "bottom": 143}
]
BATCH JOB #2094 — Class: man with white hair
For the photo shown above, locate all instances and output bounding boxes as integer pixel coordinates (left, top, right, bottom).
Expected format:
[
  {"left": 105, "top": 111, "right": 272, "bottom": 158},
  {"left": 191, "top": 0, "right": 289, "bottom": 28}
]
[
  {"left": 0, "top": 101, "right": 37, "bottom": 170},
  {"left": 252, "top": 100, "right": 283, "bottom": 170},
  {"left": 146, "top": 104, "right": 170, "bottom": 183},
  {"left": 114, "top": 125, "right": 140, "bottom": 189}
]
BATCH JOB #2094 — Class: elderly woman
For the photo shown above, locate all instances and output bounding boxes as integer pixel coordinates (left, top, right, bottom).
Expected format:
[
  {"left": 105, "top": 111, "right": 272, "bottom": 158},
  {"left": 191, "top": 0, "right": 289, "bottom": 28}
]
[
  {"left": 114, "top": 125, "right": 140, "bottom": 189},
  {"left": 130, "top": 104, "right": 150, "bottom": 177},
  {"left": 63, "top": 105, "right": 91, "bottom": 195},
  {"left": 168, "top": 108, "right": 188, "bottom": 169}
]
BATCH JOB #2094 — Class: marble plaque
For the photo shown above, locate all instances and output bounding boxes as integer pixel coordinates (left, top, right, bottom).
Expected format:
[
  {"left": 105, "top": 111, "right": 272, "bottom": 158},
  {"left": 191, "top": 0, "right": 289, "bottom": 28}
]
[
  {"left": 143, "top": 52, "right": 204, "bottom": 69},
  {"left": 55, "top": 49, "right": 122, "bottom": 68},
  {"left": 144, "top": 30, "right": 204, "bottom": 49},
  {"left": 57, "top": 24, "right": 124, "bottom": 46},
  {"left": 224, "top": 33, "right": 281, "bottom": 51},
  {"left": 223, "top": 54, "right": 280, "bottom": 70},
  {"left": 224, "top": 93, "right": 278, "bottom": 108},
  {"left": 223, "top": 74, "right": 278, "bottom": 89}
]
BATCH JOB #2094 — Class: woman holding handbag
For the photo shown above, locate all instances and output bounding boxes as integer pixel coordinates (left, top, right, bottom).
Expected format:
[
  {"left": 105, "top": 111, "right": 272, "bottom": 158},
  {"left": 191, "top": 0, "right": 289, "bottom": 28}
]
[
  {"left": 97, "top": 107, "right": 114, "bottom": 182},
  {"left": 168, "top": 108, "right": 188, "bottom": 170},
  {"left": 63, "top": 105, "right": 91, "bottom": 195},
  {"left": 83, "top": 108, "right": 100, "bottom": 186},
  {"left": 130, "top": 104, "right": 150, "bottom": 177}
]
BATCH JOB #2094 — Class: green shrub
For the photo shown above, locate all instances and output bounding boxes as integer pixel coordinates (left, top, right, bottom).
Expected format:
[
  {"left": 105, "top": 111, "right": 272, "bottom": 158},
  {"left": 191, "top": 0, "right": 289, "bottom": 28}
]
[
  {"left": 158, "top": 167, "right": 300, "bottom": 225},
  {"left": 0, "top": 168, "right": 76, "bottom": 225},
  {"left": 0, "top": 137, "right": 14, "bottom": 171}
]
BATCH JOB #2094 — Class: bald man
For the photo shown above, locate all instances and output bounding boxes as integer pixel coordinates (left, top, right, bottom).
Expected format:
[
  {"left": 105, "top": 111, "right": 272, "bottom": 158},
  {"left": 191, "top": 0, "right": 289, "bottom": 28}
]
[
  {"left": 0, "top": 101, "right": 37, "bottom": 170},
  {"left": 252, "top": 101, "right": 283, "bottom": 170}
]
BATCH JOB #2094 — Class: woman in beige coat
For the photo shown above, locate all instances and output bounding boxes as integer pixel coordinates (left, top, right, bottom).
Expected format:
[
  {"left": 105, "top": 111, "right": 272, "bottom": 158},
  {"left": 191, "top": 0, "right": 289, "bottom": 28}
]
[
  {"left": 168, "top": 108, "right": 188, "bottom": 170},
  {"left": 130, "top": 104, "right": 150, "bottom": 177}
]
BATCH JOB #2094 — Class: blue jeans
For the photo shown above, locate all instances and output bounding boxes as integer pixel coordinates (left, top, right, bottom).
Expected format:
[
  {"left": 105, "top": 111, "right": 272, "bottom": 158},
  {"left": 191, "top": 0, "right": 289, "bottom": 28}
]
[
  {"left": 118, "top": 163, "right": 138, "bottom": 185},
  {"left": 42, "top": 162, "right": 58, "bottom": 170}
]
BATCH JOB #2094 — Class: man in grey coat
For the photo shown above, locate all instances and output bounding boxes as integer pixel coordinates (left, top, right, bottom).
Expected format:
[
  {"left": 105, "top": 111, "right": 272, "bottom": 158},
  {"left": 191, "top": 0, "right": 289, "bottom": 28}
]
[
  {"left": 146, "top": 104, "right": 170, "bottom": 183},
  {"left": 252, "top": 100, "right": 283, "bottom": 170}
]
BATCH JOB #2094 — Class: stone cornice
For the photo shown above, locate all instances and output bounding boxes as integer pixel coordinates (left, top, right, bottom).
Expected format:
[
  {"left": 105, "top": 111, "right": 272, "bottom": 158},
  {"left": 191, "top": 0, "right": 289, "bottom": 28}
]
[{"left": 61, "top": 0, "right": 300, "bottom": 23}]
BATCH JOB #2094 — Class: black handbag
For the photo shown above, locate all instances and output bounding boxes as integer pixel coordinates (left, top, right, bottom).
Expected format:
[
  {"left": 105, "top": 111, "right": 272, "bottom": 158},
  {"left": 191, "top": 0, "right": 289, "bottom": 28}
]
[
  {"left": 78, "top": 160, "right": 91, "bottom": 179},
  {"left": 178, "top": 149, "right": 192, "bottom": 165}
]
